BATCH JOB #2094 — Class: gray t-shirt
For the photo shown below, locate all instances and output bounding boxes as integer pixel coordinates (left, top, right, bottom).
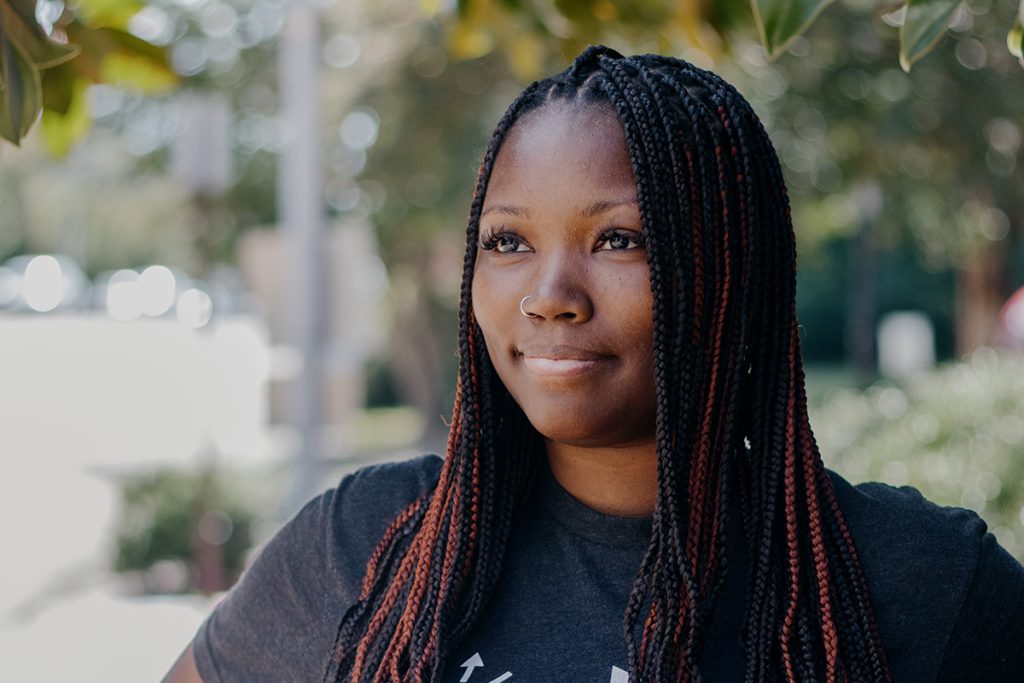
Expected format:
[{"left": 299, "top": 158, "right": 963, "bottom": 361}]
[{"left": 193, "top": 455, "right": 1024, "bottom": 682}]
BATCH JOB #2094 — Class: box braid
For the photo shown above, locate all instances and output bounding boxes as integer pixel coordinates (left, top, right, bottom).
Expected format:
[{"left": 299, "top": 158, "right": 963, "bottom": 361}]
[{"left": 325, "top": 46, "right": 891, "bottom": 683}]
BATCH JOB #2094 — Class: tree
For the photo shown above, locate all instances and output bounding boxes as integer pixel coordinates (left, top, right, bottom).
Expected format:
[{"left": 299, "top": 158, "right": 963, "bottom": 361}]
[
  {"left": 0, "top": 0, "right": 175, "bottom": 151},
  {"left": 758, "top": 0, "right": 1024, "bottom": 357},
  {"left": 438, "top": 0, "right": 1024, "bottom": 77}
]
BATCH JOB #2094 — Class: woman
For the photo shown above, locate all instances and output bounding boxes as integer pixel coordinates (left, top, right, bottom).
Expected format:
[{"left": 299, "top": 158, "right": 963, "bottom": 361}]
[{"left": 165, "top": 47, "right": 1024, "bottom": 682}]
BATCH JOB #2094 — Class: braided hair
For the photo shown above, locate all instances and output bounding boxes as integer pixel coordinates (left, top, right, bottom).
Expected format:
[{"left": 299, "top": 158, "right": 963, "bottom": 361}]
[{"left": 325, "top": 46, "right": 891, "bottom": 683}]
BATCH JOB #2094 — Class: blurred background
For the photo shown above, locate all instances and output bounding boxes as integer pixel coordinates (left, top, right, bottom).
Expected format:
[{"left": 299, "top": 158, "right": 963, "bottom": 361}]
[{"left": 1, "top": 0, "right": 1023, "bottom": 679}]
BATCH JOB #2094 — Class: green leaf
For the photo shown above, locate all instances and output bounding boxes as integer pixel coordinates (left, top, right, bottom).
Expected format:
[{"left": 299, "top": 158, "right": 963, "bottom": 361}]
[
  {"left": 449, "top": 22, "right": 495, "bottom": 59},
  {"left": 41, "top": 61, "right": 76, "bottom": 113},
  {"left": 70, "top": 0, "right": 145, "bottom": 29},
  {"left": 1009, "top": 19, "right": 1023, "bottom": 61},
  {"left": 1009, "top": 1, "right": 1024, "bottom": 67},
  {"left": 900, "top": 0, "right": 962, "bottom": 72},
  {"left": 63, "top": 23, "right": 177, "bottom": 92},
  {"left": 0, "top": 34, "right": 42, "bottom": 144},
  {"left": 751, "top": 0, "right": 836, "bottom": 58},
  {"left": 40, "top": 75, "right": 90, "bottom": 156},
  {"left": 96, "top": 28, "right": 177, "bottom": 92},
  {"left": 0, "top": 0, "right": 79, "bottom": 68}
]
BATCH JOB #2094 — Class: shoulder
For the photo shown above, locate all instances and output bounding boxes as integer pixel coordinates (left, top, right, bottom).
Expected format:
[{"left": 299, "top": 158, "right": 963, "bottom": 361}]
[
  {"left": 828, "top": 472, "right": 989, "bottom": 603},
  {"left": 936, "top": 531, "right": 1024, "bottom": 680},
  {"left": 829, "top": 472, "right": 987, "bottom": 603},
  {"left": 330, "top": 453, "right": 444, "bottom": 522},
  {"left": 323, "top": 454, "right": 444, "bottom": 601},
  {"left": 327, "top": 454, "right": 443, "bottom": 537},
  {"left": 191, "top": 454, "right": 442, "bottom": 683},
  {"left": 830, "top": 472, "right": 988, "bottom": 559},
  {"left": 827, "top": 471, "right": 1024, "bottom": 681},
  {"left": 238, "top": 453, "right": 444, "bottom": 600}
]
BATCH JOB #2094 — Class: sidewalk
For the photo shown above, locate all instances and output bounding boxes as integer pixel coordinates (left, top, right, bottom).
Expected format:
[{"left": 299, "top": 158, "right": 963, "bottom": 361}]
[{"left": 0, "top": 579, "right": 215, "bottom": 682}]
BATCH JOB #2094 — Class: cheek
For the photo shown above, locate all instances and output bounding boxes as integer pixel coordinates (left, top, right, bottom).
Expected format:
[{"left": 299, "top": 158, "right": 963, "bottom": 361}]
[
  {"left": 470, "top": 272, "right": 504, "bottom": 353},
  {"left": 604, "top": 270, "right": 654, "bottom": 337},
  {"left": 613, "top": 276, "right": 657, "bottom": 388}
]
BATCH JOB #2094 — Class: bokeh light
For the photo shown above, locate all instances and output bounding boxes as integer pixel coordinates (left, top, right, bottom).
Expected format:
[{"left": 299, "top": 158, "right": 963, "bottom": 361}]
[
  {"left": 106, "top": 270, "right": 144, "bottom": 322},
  {"left": 324, "top": 33, "right": 360, "bottom": 68},
  {"left": 24, "top": 255, "right": 65, "bottom": 312},
  {"left": 339, "top": 108, "right": 379, "bottom": 150},
  {"left": 139, "top": 266, "right": 178, "bottom": 317},
  {"left": 198, "top": 510, "right": 234, "bottom": 545},
  {"left": 176, "top": 288, "right": 213, "bottom": 328},
  {"left": 0, "top": 266, "right": 20, "bottom": 306}
]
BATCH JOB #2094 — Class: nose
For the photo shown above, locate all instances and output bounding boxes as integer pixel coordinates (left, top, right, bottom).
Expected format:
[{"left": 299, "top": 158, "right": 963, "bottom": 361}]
[{"left": 521, "top": 253, "right": 594, "bottom": 323}]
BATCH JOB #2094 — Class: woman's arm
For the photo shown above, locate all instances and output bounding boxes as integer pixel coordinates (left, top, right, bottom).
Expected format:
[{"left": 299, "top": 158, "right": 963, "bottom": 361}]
[
  {"left": 935, "top": 532, "right": 1024, "bottom": 681},
  {"left": 161, "top": 642, "right": 205, "bottom": 683}
]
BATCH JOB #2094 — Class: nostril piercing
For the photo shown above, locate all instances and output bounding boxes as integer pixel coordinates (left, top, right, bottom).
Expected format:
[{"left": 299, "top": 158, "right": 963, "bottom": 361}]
[{"left": 520, "top": 296, "right": 540, "bottom": 318}]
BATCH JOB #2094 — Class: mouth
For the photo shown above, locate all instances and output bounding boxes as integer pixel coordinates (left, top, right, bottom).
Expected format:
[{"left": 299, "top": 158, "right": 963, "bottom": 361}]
[{"left": 516, "top": 345, "right": 613, "bottom": 378}]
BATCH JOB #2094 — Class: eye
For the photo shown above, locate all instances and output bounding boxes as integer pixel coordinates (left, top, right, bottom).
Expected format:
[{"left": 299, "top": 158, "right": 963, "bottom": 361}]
[
  {"left": 596, "top": 228, "right": 645, "bottom": 251},
  {"left": 480, "top": 229, "right": 530, "bottom": 253}
]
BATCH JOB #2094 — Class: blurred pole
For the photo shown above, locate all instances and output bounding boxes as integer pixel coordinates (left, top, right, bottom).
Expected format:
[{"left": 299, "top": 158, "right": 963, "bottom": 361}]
[
  {"left": 955, "top": 244, "right": 1006, "bottom": 355},
  {"left": 172, "top": 92, "right": 232, "bottom": 273},
  {"left": 279, "top": 0, "right": 326, "bottom": 514},
  {"left": 847, "top": 181, "right": 882, "bottom": 387},
  {"left": 172, "top": 92, "right": 233, "bottom": 586},
  {"left": 847, "top": 218, "right": 878, "bottom": 386}
]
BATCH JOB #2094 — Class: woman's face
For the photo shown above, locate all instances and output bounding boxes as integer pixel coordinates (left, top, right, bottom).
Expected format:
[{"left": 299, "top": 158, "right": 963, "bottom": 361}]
[{"left": 472, "top": 101, "right": 657, "bottom": 449}]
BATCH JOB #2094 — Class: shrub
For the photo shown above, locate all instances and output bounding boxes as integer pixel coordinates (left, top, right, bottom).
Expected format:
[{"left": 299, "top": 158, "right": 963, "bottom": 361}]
[
  {"left": 811, "top": 348, "right": 1024, "bottom": 562},
  {"left": 114, "top": 467, "right": 254, "bottom": 593}
]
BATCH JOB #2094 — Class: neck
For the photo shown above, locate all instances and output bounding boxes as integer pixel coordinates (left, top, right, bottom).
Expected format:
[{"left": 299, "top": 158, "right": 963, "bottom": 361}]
[{"left": 545, "top": 438, "right": 658, "bottom": 517}]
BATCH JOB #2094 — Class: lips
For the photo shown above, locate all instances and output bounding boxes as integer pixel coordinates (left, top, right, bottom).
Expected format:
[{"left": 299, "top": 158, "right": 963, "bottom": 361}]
[{"left": 516, "top": 344, "right": 613, "bottom": 377}]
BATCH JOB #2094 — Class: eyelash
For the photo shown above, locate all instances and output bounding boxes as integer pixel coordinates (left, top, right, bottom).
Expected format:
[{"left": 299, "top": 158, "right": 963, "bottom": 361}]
[
  {"left": 478, "top": 228, "right": 525, "bottom": 253},
  {"left": 478, "top": 227, "right": 645, "bottom": 253},
  {"left": 596, "top": 228, "right": 646, "bottom": 251}
]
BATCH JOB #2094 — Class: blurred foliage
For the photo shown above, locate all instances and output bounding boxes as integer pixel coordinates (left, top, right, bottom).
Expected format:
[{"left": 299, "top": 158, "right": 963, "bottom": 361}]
[
  {"left": 0, "top": 0, "right": 77, "bottom": 142},
  {"left": 748, "top": 0, "right": 1024, "bottom": 362},
  {"left": 898, "top": 0, "right": 964, "bottom": 70},
  {"left": 437, "top": 0, "right": 745, "bottom": 78},
  {"left": 352, "top": 33, "right": 519, "bottom": 426},
  {"left": 757, "top": 0, "right": 1024, "bottom": 269},
  {"left": 2, "top": 0, "right": 1021, "bottom": 413},
  {"left": 1, "top": 0, "right": 78, "bottom": 143},
  {"left": 796, "top": 239, "right": 956, "bottom": 362},
  {"left": 813, "top": 348, "right": 1024, "bottom": 562},
  {"left": 0, "top": 0, "right": 176, "bottom": 151},
  {"left": 0, "top": 0, "right": 290, "bottom": 273},
  {"left": 6, "top": 0, "right": 1024, "bottom": 154},
  {"left": 753, "top": 0, "right": 837, "bottom": 57},
  {"left": 113, "top": 467, "right": 254, "bottom": 592},
  {"left": 441, "top": 0, "right": 1024, "bottom": 76}
]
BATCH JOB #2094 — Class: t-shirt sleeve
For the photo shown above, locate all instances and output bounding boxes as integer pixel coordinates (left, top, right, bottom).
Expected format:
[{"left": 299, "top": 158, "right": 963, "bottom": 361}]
[
  {"left": 936, "top": 532, "right": 1024, "bottom": 682},
  {"left": 192, "top": 490, "right": 335, "bottom": 683},
  {"left": 189, "top": 455, "right": 444, "bottom": 683}
]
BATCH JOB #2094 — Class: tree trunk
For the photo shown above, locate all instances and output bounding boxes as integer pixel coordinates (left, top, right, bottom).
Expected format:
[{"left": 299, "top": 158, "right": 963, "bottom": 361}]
[
  {"left": 388, "top": 266, "right": 451, "bottom": 455},
  {"left": 846, "top": 221, "right": 878, "bottom": 387},
  {"left": 955, "top": 244, "right": 1007, "bottom": 356}
]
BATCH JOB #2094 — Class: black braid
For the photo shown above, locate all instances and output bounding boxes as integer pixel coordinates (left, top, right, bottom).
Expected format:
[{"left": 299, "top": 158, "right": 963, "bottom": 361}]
[{"left": 326, "top": 48, "right": 891, "bottom": 683}]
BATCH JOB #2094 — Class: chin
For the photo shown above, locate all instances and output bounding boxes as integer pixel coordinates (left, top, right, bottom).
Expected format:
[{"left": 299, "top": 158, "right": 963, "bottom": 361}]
[
  {"left": 521, "top": 407, "right": 650, "bottom": 450},
  {"left": 533, "top": 426, "right": 602, "bottom": 448},
  {"left": 518, "top": 415, "right": 589, "bottom": 447}
]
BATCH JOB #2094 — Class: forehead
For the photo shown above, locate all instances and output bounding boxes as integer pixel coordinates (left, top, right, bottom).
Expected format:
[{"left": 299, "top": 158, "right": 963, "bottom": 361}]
[{"left": 485, "top": 101, "right": 637, "bottom": 203}]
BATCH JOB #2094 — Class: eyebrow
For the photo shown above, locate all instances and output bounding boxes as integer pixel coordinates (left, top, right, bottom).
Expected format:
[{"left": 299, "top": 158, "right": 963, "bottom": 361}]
[
  {"left": 481, "top": 204, "right": 530, "bottom": 218},
  {"left": 480, "top": 198, "right": 638, "bottom": 220},
  {"left": 580, "top": 198, "right": 638, "bottom": 218}
]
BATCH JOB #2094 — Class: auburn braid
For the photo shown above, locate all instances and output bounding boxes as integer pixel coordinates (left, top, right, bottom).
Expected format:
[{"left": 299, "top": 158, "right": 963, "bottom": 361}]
[{"left": 326, "top": 46, "right": 891, "bottom": 682}]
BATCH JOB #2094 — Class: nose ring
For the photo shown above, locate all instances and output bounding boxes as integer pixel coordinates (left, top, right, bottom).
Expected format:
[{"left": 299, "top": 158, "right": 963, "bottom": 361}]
[{"left": 519, "top": 296, "right": 539, "bottom": 318}]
